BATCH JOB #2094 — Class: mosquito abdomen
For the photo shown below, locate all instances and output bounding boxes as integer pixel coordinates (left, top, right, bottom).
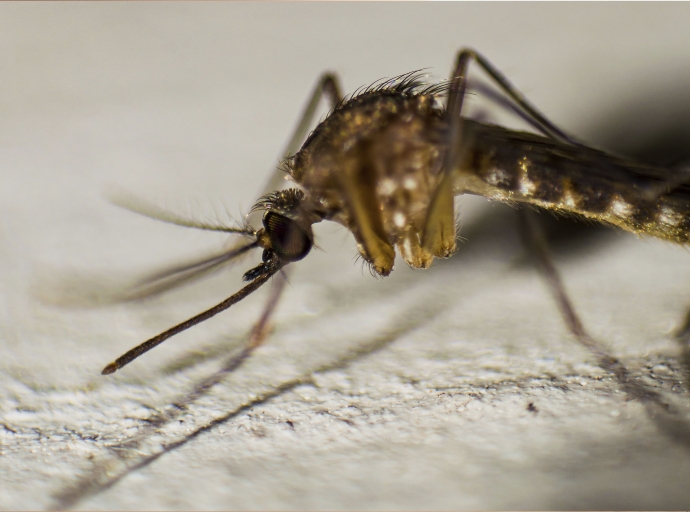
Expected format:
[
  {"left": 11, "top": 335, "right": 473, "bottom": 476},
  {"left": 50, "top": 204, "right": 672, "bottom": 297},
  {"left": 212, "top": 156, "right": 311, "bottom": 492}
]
[{"left": 457, "top": 119, "right": 690, "bottom": 243}]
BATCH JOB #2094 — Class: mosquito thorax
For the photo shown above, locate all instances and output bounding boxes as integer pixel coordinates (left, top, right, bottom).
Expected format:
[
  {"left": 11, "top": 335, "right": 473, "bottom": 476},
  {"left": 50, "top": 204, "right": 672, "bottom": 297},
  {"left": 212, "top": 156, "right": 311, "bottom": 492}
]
[{"left": 288, "top": 89, "right": 450, "bottom": 276}]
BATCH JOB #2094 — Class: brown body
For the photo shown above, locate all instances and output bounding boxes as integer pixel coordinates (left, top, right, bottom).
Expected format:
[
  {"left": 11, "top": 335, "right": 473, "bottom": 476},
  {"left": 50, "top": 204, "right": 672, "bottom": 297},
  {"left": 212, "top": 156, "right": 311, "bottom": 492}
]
[{"left": 289, "top": 89, "right": 690, "bottom": 276}]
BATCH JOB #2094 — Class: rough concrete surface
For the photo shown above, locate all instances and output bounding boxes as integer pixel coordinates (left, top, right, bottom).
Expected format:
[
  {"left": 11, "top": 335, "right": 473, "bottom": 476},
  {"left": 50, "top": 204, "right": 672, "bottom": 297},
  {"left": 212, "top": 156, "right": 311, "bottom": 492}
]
[{"left": 3, "top": 3, "right": 690, "bottom": 510}]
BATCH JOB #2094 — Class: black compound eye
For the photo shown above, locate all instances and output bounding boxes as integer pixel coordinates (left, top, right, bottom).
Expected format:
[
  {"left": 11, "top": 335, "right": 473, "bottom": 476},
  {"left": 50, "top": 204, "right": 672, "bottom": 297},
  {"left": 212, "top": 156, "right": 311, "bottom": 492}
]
[{"left": 263, "top": 211, "right": 312, "bottom": 262}]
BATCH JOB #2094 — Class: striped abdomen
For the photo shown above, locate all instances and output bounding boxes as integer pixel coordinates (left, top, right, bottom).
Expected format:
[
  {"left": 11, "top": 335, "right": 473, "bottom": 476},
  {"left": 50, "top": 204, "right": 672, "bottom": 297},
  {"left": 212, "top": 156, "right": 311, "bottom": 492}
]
[{"left": 457, "top": 119, "right": 690, "bottom": 243}]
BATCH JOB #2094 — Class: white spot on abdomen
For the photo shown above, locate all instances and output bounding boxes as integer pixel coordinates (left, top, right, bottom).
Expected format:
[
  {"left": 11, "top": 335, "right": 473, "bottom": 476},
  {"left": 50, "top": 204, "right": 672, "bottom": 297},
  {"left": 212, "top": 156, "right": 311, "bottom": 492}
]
[
  {"left": 561, "top": 189, "right": 578, "bottom": 209},
  {"left": 517, "top": 158, "right": 534, "bottom": 196},
  {"left": 486, "top": 168, "right": 511, "bottom": 187},
  {"left": 609, "top": 197, "right": 633, "bottom": 218},
  {"left": 518, "top": 175, "right": 536, "bottom": 196},
  {"left": 659, "top": 205, "right": 683, "bottom": 226}
]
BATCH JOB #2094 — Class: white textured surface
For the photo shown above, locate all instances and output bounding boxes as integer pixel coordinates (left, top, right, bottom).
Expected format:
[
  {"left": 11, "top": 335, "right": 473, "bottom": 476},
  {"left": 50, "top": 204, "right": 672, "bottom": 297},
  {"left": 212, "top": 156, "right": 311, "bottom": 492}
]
[{"left": 3, "top": 3, "right": 690, "bottom": 510}]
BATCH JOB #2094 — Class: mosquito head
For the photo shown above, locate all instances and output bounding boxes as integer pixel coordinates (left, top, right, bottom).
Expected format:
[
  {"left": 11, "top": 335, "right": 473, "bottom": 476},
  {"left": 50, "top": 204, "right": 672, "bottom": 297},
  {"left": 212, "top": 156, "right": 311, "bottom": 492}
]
[{"left": 243, "top": 188, "right": 320, "bottom": 281}]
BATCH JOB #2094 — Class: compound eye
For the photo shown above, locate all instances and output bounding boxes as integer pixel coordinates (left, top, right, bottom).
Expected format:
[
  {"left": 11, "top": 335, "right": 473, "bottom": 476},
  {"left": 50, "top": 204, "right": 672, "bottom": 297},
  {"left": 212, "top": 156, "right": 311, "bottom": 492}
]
[{"left": 263, "top": 211, "right": 312, "bottom": 262}]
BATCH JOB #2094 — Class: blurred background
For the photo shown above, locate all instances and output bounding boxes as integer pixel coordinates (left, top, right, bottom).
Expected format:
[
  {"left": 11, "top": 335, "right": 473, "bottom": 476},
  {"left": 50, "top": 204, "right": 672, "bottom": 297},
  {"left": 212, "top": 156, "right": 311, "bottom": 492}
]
[{"left": 3, "top": 3, "right": 690, "bottom": 509}]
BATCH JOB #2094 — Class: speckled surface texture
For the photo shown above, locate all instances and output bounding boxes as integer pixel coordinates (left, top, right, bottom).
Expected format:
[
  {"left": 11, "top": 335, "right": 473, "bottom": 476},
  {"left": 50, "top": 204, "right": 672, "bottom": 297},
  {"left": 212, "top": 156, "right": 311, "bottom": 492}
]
[{"left": 3, "top": 3, "right": 690, "bottom": 510}]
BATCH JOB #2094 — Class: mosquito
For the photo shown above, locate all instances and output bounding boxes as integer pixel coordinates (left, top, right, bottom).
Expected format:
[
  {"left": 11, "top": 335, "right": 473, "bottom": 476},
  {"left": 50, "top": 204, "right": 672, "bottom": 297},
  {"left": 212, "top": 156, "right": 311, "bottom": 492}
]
[{"left": 101, "top": 48, "right": 690, "bottom": 375}]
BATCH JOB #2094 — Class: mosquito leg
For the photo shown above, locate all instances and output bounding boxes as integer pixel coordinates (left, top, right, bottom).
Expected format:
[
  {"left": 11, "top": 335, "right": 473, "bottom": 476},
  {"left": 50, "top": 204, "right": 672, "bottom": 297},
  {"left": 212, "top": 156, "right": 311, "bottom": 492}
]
[
  {"left": 458, "top": 51, "right": 690, "bottom": 217},
  {"left": 246, "top": 270, "right": 288, "bottom": 350},
  {"left": 101, "top": 75, "right": 341, "bottom": 375},
  {"left": 452, "top": 49, "right": 577, "bottom": 144},
  {"left": 253, "top": 73, "right": 343, "bottom": 214},
  {"left": 457, "top": 51, "right": 603, "bottom": 356},
  {"left": 234, "top": 74, "right": 343, "bottom": 362},
  {"left": 158, "top": 74, "right": 343, "bottom": 374},
  {"left": 468, "top": 52, "right": 648, "bottom": 396},
  {"left": 117, "top": 75, "right": 340, "bottom": 371},
  {"left": 461, "top": 51, "right": 690, "bottom": 206},
  {"left": 421, "top": 50, "right": 476, "bottom": 256},
  {"left": 431, "top": 50, "right": 612, "bottom": 362},
  {"left": 517, "top": 209, "right": 623, "bottom": 368},
  {"left": 441, "top": 50, "right": 689, "bottom": 401},
  {"left": 467, "top": 79, "right": 561, "bottom": 140}
]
